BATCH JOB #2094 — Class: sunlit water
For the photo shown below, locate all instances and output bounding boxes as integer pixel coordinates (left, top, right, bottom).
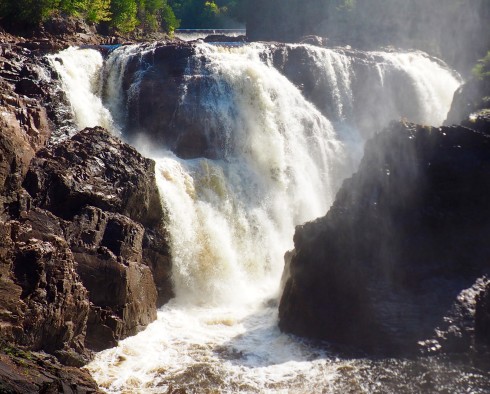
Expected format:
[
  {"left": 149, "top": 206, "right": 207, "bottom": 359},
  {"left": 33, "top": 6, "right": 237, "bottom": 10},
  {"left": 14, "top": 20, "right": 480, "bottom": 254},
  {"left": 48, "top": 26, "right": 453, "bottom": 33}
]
[
  {"left": 45, "top": 44, "right": 489, "bottom": 393},
  {"left": 175, "top": 29, "right": 246, "bottom": 42}
]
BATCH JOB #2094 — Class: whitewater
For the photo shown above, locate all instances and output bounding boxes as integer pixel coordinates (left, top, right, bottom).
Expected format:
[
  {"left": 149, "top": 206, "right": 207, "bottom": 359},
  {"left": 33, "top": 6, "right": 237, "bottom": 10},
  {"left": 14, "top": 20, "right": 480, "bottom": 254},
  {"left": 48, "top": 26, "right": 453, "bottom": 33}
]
[{"left": 47, "top": 43, "right": 486, "bottom": 393}]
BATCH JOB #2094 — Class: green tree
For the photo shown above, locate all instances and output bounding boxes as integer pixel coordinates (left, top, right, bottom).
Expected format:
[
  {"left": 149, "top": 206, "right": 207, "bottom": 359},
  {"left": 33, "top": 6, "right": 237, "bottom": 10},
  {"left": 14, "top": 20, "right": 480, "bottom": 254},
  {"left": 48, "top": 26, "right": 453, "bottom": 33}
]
[
  {"left": 160, "top": 2, "right": 180, "bottom": 33},
  {"left": 84, "top": 0, "right": 112, "bottom": 23},
  {"left": 110, "top": 0, "right": 138, "bottom": 32},
  {"left": 473, "top": 51, "right": 490, "bottom": 81},
  {"left": 0, "top": 0, "right": 59, "bottom": 23}
]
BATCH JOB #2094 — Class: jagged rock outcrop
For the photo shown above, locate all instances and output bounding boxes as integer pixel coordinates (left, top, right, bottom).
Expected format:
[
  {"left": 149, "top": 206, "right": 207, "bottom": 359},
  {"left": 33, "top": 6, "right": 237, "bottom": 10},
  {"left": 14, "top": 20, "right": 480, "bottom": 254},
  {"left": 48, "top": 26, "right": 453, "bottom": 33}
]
[
  {"left": 120, "top": 42, "right": 206, "bottom": 159},
  {"left": 23, "top": 127, "right": 172, "bottom": 350},
  {"left": 24, "top": 127, "right": 163, "bottom": 227},
  {"left": 475, "top": 281, "right": 490, "bottom": 349},
  {"left": 1, "top": 213, "right": 90, "bottom": 365},
  {"left": 0, "top": 44, "right": 52, "bottom": 199},
  {"left": 279, "top": 120, "right": 490, "bottom": 355},
  {"left": 0, "top": 35, "right": 102, "bottom": 389}
]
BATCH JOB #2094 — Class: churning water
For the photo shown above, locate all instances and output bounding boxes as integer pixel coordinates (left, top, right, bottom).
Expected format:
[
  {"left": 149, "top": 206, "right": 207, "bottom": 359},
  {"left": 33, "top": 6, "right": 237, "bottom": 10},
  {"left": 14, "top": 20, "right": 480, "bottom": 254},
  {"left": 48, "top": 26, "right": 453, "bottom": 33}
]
[{"left": 47, "top": 43, "right": 489, "bottom": 393}]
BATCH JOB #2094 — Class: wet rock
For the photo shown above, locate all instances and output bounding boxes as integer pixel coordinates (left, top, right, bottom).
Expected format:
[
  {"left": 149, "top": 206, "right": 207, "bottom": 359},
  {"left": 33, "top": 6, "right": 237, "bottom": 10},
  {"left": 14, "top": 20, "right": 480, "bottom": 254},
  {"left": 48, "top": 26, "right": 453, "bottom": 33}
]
[
  {"left": 120, "top": 42, "right": 210, "bottom": 159},
  {"left": 0, "top": 42, "right": 55, "bottom": 201},
  {"left": 203, "top": 34, "right": 246, "bottom": 43},
  {"left": 279, "top": 121, "right": 490, "bottom": 355},
  {"left": 0, "top": 25, "right": 138, "bottom": 391},
  {"left": 118, "top": 41, "right": 456, "bottom": 159},
  {"left": 475, "top": 280, "right": 490, "bottom": 348},
  {"left": 67, "top": 207, "right": 157, "bottom": 348},
  {"left": 421, "top": 277, "right": 490, "bottom": 354},
  {"left": 15, "top": 77, "right": 45, "bottom": 97},
  {"left": 0, "top": 350, "right": 100, "bottom": 393}
]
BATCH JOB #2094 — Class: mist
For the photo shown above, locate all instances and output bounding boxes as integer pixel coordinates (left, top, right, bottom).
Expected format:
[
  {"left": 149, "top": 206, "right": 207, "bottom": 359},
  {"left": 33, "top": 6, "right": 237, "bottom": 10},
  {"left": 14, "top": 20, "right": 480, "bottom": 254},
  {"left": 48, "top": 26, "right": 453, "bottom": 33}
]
[{"left": 246, "top": 0, "right": 490, "bottom": 74}]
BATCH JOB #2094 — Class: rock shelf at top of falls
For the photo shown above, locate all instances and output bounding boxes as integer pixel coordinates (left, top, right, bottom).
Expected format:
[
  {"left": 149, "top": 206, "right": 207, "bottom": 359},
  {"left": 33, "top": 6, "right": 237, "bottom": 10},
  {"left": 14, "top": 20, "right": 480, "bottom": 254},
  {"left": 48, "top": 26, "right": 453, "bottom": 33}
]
[{"left": 100, "top": 41, "right": 459, "bottom": 161}]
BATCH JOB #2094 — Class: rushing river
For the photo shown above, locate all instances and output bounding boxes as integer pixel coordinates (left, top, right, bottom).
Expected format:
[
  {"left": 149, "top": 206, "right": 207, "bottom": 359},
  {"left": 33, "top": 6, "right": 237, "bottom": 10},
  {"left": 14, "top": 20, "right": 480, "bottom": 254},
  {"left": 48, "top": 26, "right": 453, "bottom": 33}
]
[{"left": 47, "top": 42, "right": 490, "bottom": 393}]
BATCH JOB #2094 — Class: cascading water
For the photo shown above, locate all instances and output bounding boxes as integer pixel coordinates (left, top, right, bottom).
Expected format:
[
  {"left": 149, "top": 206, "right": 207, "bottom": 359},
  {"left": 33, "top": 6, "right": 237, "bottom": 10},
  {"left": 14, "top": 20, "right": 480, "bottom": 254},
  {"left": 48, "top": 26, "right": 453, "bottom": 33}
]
[
  {"left": 48, "top": 47, "right": 117, "bottom": 137},
  {"left": 46, "top": 43, "right": 485, "bottom": 393}
]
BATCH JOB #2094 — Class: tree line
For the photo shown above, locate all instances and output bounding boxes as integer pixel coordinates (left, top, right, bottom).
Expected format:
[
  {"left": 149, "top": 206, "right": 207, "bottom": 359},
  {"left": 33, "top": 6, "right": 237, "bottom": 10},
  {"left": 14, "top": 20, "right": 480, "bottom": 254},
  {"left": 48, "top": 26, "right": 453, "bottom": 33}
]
[{"left": 0, "top": 0, "right": 246, "bottom": 34}]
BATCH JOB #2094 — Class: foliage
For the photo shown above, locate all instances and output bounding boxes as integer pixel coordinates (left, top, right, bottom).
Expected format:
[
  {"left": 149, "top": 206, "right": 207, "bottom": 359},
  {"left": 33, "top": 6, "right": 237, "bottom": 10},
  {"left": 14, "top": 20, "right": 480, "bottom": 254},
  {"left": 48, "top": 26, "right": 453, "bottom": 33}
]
[
  {"left": 160, "top": 2, "right": 180, "bottom": 32},
  {"left": 169, "top": 0, "right": 244, "bottom": 28},
  {"left": 472, "top": 52, "right": 490, "bottom": 81},
  {"left": 0, "top": 0, "right": 180, "bottom": 33},
  {"left": 109, "top": 0, "right": 138, "bottom": 32},
  {"left": 85, "top": 0, "right": 112, "bottom": 23}
]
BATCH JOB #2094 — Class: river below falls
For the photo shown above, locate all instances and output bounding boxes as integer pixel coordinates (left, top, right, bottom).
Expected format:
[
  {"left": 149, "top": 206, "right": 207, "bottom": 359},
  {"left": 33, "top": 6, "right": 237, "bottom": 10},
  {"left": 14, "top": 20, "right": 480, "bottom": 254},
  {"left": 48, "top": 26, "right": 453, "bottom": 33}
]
[{"left": 86, "top": 299, "right": 490, "bottom": 393}]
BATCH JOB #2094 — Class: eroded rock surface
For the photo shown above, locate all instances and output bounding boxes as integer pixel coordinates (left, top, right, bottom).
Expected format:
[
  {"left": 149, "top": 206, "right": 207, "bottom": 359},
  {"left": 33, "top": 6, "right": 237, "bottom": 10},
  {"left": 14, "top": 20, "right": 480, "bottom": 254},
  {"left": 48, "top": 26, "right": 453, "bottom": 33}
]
[{"left": 23, "top": 127, "right": 171, "bottom": 350}]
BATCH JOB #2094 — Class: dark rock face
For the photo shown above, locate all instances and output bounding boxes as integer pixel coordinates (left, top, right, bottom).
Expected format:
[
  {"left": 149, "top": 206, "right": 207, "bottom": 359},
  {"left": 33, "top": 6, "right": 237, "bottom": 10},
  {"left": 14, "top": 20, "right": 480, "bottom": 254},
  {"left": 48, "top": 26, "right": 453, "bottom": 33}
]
[
  {"left": 23, "top": 127, "right": 171, "bottom": 349},
  {"left": 0, "top": 45, "right": 52, "bottom": 198},
  {"left": 0, "top": 38, "right": 100, "bottom": 389},
  {"left": 117, "top": 42, "right": 212, "bottom": 159},
  {"left": 0, "top": 35, "right": 171, "bottom": 379},
  {"left": 279, "top": 120, "right": 490, "bottom": 355},
  {"left": 0, "top": 211, "right": 92, "bottom": 366},
  {"left": 0, "top": 25, "right": 166, "bottom": 391},
  {"left": 475, "top": 281, "right": 490, "bottom": 349},
  {"left": 446, "top": 76, "right": 490, "bottom": 126}
]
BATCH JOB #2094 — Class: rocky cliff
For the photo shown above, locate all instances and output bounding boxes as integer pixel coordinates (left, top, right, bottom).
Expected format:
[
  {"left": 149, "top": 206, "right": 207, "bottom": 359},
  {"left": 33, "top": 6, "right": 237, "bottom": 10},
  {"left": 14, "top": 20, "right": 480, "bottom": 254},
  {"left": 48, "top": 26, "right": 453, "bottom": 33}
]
[
  {"left": 279, "top": 116, "right": 490, "bottom": 355},
  {"left": 0, "top": 31, "right": 172, "bottom": 390}
]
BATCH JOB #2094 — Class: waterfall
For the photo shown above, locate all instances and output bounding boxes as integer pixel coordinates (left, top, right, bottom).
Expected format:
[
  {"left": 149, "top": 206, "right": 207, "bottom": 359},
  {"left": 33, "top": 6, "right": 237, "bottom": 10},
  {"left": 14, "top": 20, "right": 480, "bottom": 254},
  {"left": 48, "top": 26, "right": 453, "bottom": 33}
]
[
  {"left": 47, "top": 47, "right": 117, "bottom": 136},
  {"left": 49, "top": 43, "right": 461, "bottom": 392}
]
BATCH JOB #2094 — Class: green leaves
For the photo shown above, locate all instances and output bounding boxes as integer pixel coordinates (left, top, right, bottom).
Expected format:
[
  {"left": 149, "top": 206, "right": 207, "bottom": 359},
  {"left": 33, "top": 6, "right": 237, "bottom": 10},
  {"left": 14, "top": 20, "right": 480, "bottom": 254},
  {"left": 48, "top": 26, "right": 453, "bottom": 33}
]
[
  {"left": 0, "top": 0, "right": 243, "bottom": 33},
  {"left": 110, "top": 0, "right": 138, "bottom": 32},
  {"left": 472, "top": 52, "right": 490, "bottom": 81},
  {"left": 0, "top": 0, "right": 181, "bottom": 33},
  {"left": 169, "top": 0, "right": 244, "bottom": 28}
]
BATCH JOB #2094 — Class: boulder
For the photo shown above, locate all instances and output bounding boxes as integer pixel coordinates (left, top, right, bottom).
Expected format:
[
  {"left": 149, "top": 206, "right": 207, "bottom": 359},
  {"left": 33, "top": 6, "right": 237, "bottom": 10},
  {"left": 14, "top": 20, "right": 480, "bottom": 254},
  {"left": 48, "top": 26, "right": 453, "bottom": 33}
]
[
  {"left": 24, "top": 127, "right": 163, "bottom": 227},
  {"left": 119, "top": 42, "right": 212, "bottom": 159},
  {"left": 23, "top": 127, "right": 172, "bottom": 350},
  {"left": 446, "top": 76, "right": 490, "bottom": 126},
  {"left": 279, "top": 120, "right": 490, "bottom": 355},
  {"left": 66, "top": 206, "right": 157, "bottom": 350}
]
